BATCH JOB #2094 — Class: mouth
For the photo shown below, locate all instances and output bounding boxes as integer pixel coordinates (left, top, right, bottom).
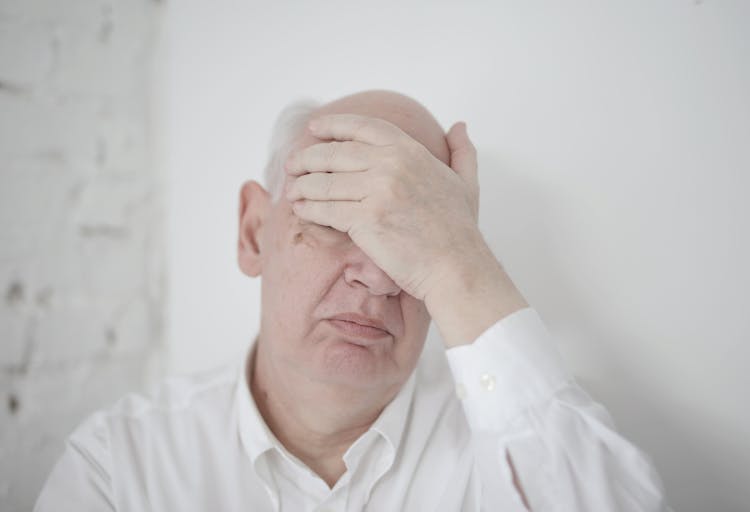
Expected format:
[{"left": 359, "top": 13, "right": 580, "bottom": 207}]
[{"left": 326, "top": 313, "right": 391, "bottom": 342}]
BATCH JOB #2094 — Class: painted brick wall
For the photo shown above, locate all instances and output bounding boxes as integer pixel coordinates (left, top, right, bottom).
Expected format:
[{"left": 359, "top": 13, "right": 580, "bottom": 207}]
[{"left": 0, "top": 1, "right": 164, "bottom": 509}]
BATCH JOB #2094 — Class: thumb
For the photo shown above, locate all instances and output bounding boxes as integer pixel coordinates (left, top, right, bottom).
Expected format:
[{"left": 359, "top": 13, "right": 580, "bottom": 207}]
[{"left": 446, "top": 121, "right": 477, "bottom": 178}]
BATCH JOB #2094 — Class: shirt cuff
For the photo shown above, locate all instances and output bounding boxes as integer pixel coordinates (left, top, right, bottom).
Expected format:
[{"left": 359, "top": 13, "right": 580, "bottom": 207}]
[{"left": 445, "top": 307, "right": 573, "bottom": 432}]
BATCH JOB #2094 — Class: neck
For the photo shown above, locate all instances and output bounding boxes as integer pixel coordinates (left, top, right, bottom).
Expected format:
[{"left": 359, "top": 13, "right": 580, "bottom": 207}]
[{"left": 248, "top": 339, "right": 399, "bottom": 488}]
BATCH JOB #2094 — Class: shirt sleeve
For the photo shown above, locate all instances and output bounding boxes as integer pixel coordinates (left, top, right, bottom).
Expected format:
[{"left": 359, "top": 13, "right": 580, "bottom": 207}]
[
  {"left": 34, "top": 412, "right": 115, "bottom": 512},
  {"left": 445, "top": 307, "right": 672, "bottom": 512}
]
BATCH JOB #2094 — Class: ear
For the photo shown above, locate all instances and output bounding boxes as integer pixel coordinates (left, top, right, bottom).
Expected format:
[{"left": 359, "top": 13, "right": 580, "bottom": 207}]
[{"left": 238, "top": 180, "right": 270, "bottom": 277}]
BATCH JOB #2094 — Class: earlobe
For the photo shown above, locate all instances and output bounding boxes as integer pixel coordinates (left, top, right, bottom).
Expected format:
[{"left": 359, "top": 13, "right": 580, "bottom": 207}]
[{"left": 237, "top": 180, "right": 270, "bottom": 277}]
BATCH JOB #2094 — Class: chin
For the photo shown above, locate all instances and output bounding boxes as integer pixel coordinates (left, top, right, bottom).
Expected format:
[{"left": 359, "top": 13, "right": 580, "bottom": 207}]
[{"left": 317, "top": 341, "right": 392, "bottom": 388}]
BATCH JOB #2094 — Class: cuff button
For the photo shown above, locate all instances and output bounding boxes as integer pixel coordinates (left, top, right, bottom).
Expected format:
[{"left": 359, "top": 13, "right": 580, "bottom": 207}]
[{"left": 480, "top": 373, "right": 496, "bottom": 392}]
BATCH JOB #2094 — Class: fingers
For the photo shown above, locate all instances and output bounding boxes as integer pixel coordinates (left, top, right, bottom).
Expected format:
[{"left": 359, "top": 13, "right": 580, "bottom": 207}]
[
  {"left": 446, "top": 122, "right": 477, "bottom": 179},
  {"left": 285, "top": 140, "right": 375, "bottom": 176},
  {"left": 447, "top": 122, "right": 480, "bottom": 220},
  {"left": 287, "top": 171, "right": 368, "bottom": 201},
  {"left": 291, "top": 200, "right": 358, "bottom": 233},
  {"left": 307, "top": 113, "right": 407, "bottom": 146}
]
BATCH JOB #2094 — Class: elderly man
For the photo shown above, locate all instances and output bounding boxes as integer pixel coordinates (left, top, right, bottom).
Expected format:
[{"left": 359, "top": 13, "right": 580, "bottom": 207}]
[{"left": 36, "top": 90, "right": 670, "bottom": 511}]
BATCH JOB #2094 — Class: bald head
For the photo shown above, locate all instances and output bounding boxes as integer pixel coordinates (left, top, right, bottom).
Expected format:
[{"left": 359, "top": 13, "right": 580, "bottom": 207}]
[
  {"left": 262, "top": 90, "right": 450, "bottom": 201},
  {"left": 307, "top": 89, "right": 450, "bottom": 166}
]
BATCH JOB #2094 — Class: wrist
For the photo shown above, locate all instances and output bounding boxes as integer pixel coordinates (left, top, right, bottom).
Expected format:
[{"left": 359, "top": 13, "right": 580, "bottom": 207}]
[{"left": 424, "top": 234, "right": 529, "bottom": 348}]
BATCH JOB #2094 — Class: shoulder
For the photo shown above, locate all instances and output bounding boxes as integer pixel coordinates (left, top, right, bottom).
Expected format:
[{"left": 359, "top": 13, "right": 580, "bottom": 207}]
[
  {"left": 36, "top": 362, "right": 246, "bottom": 510},
  {"left": 36, "top": 362, "right": 244, "bottom": 510},
  {"left": 71, "top": 362, "right": 242, "bottom": 449}
]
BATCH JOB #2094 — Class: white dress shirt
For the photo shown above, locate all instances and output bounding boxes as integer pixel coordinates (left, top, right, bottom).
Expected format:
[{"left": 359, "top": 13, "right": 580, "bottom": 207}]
[{"left": 35, "top": 308, "right": 671, "bottom": 511}]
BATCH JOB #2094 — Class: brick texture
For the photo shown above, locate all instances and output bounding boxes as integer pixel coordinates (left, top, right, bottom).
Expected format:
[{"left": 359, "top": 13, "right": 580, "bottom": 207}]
[{"left": 0, "top": 1, "right": 164, "bottom": 509}]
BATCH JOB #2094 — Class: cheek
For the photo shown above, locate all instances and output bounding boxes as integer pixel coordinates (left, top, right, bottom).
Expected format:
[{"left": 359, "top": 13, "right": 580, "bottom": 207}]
[
  {"left": 398, "top": 296, "right": 430, "bottom": 356},
  {"left": 268, "top": 228, "right": 340, "bottom": 311},
  {"left": 402, "top": 295, "right": 430, "bottom": 330}
]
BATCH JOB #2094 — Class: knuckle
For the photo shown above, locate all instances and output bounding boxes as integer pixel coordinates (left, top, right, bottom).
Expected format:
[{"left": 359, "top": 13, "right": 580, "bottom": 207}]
[
  {"left": 381, "top": 147, "right": 400, "bottom": 169},
  {"left": 379, "top": 173, "right": 409, "bottom": 201},
  {"left": 353, "top": 117, "right": 369, "bottom": 136},
  {"left": 388, "top": 148, "right": 409, "bottom": 173},
  {"left": 408, "top": 141, "right": 431, "bottom": 164},
  {"left": 360, "top": 196, "right": 381, "bottom": 221},
  {"left": 369, "top": 202, "right": 387, "bottom": 224},
  {"left": 387, "top": 178, "right": 407, "bottom": 199}
]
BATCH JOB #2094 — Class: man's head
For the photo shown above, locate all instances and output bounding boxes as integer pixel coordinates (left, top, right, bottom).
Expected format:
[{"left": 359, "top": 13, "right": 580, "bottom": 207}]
[{"left": 238, "top": 90, "right": 450, "bottom": 396}]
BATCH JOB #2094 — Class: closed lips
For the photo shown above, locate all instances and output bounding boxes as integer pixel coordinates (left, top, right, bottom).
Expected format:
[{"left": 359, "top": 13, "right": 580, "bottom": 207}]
[{"left": 327, "top": 313, "right": 391, "bottom": 338}]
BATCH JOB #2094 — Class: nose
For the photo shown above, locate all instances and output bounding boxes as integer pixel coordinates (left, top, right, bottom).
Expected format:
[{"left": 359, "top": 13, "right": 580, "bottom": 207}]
[{"left": 343, "top": 246, "right": 401, "bottom": 297}]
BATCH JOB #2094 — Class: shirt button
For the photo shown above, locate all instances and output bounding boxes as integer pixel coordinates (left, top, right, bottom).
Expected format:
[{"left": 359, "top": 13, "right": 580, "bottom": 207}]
[
  {"left": 480, "top": 373, "right": 496, "bottom": 392},
  {"left": 455, "top": 382, "right": 467, "bottom": 399}
]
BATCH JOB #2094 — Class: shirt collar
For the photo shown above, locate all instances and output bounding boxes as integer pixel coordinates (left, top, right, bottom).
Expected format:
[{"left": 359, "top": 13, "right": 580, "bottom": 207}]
[
  {"left": 361, "top": 371, "right": 416, "bottom": 462},
  {"left": 236, "top": 341, "right": 276, "bottom": 464}
]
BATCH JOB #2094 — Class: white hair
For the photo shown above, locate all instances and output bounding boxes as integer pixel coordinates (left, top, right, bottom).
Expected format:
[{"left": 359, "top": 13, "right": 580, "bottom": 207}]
[{"left": 263, "top": 97, "right": 322, "bottom": 201}]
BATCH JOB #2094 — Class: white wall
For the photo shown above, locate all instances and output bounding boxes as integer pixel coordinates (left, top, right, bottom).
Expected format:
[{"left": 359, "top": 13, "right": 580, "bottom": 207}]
[
  {"left": 0, "top": 1, "right": 164, "bottom": 509},
  {"left": 158, "top": 2, "right": 750, "bottom": 510}
]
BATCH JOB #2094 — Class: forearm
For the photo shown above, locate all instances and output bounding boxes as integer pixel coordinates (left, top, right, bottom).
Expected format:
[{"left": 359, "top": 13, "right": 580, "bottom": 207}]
[
  {"left": 445, "top": 308, "right": 671, "bottom": 511},
  {"left": 424, "top": 232, "right": 529, "bottom": 348}
]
